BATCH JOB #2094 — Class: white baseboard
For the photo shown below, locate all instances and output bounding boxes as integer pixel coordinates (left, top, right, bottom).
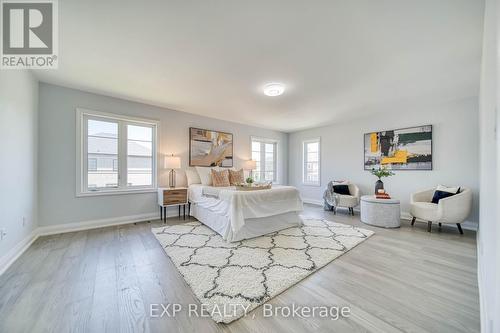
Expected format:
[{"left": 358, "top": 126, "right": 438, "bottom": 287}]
[
  {"left": 303, "top": 198, "right": 478, "bottom": 231},
  {"left": 460, "top": 221, "right": 478, "bottom": 231},
  {"left": 0, "top": 229, "right": 39, "bottom": 276},
  {"left": 302, "top": 198, "right": 324, "bottom": 206},
  {"left": 37, "top": 212, "right": 160, "bottom": 236},
  {"left": 0, "top": 209, "right": 186, "bottom": 276}
]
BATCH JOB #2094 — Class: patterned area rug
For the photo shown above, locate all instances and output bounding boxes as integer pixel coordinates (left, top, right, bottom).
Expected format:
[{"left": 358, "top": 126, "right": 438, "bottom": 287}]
[{"left": 151, "top": 217, "right": 374, "bottom": 323}]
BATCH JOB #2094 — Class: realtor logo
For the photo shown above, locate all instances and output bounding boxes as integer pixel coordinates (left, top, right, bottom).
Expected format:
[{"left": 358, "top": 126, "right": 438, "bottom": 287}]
[{"left": 1, "top": 0, "right": 58, "bottom": 68}]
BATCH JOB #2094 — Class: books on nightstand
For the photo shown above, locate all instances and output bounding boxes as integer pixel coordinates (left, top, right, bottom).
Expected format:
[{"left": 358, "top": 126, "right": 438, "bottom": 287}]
[{"left": 375, "top": 193, "right": 392, "bottom": 199}]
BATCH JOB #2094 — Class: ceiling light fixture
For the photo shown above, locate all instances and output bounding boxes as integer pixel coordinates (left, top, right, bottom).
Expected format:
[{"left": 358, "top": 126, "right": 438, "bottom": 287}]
[{"left": 263, "top": 83, "right": 285, "bottom": 97}]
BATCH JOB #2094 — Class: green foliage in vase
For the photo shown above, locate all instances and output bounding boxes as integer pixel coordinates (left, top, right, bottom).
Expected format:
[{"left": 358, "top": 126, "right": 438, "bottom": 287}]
[
  {"left": 371, "top": 166, "right": 395, "bottom": 180},
  {"left": 246, "top": 177, "right": 254, "bottom": 184}
]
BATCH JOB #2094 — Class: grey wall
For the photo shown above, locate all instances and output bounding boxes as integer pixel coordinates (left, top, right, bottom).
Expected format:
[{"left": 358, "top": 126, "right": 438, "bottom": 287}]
[
  {"left": 477, "top": 0, "right": 499, "bottom": 331},
  {"left": 38, "top": 83, "right": 288, "bottom": 226},
  {"left": 288, "top": 97, "right": 479, "bottom": 225},
  {"left": 0, "top": 71, "right": 38, "bottom": 255}
]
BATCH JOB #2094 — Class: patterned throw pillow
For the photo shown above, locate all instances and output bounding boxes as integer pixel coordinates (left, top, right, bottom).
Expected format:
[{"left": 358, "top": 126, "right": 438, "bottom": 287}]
[
  {"left": 228, "top": 168, "right": 244, "bottom": 185},
  {"left": 431, "top": 185, "right": 461, "bottom": 204},
  {"left": 211, "top": 169, "right": 230, "bottom": 187}
]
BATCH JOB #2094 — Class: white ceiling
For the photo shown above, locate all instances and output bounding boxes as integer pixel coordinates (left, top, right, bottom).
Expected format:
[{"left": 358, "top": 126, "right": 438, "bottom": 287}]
[{"left": 34, "top": 0, "right": 484, "bottom": 132}]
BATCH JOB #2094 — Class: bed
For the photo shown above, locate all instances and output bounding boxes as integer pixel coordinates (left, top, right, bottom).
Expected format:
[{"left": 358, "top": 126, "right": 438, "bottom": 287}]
[{"left": 188, "top": 184, "right": 304, "bottom": 242}]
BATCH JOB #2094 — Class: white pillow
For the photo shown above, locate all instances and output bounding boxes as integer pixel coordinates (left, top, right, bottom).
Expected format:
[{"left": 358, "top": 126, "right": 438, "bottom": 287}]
[
  {"left": 436, "top": 185, "right": 460, "bottom": 194},
  {"left": 195, "top": 167, "right": 213, "bottom": 185},
  {"left": 185, "top": 168, "right": 201, "bottom": 186}
]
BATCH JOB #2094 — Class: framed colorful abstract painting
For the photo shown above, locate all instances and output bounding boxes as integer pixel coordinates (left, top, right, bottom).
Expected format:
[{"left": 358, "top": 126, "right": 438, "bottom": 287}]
[
  {"left": 364, "top": 125, "right": 432, "bottom": 170},
  {"left": 189, "top": 127, "right": 233, "bottom": 167}
]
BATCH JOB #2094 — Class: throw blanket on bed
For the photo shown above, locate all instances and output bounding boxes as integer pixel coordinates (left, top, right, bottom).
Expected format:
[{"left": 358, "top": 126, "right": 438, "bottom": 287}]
[
  {"left": 196, "top": 186, "right": 303, "bottom": 234},
  {"left": 323, "top": 181, "right": 340, "bottom": 210}
]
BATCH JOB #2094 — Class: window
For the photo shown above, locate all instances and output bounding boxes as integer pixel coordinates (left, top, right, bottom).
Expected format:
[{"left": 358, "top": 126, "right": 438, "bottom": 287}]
[
  {"left": 303, "top": 138, "right": 320, "bottom": 186},
  {"left": 251, "top": 137, "right": 278, "bottom": 183},
  {"left": 77, "top": 109, "right": 158, "bottom": 195},
  {"left": 127, "top": 124, "right": 153, "bottom": 187},
  {"left": 88, "top": 158, "right": 97, "bottom": 171},
  {"left": 87, "top": 119, "right": 119, "bottom": 189}
]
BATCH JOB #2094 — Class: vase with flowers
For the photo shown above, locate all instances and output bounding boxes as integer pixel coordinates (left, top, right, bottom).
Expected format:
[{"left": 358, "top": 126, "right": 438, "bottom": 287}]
[{"left": 371, "top": 166, "right": 395, "bottom": 194}]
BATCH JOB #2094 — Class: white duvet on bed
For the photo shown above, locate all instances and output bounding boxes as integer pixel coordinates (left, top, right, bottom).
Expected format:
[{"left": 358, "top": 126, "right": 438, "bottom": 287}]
[{"left": 188, "top": 184, "right": 303, "bottom": 240}]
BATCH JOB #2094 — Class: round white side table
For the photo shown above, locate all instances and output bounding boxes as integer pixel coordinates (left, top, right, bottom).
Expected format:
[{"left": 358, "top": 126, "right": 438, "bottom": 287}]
[{"left": 360, "top": 195, "right": 401, "bottom": 228}]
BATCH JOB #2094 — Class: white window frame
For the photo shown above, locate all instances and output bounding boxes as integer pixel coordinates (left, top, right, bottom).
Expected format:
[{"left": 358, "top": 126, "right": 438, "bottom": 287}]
[
  {"left": 76, "top": 108, "right": 159, "bottom": 197},
  {"left": 250, "top": 136, "right": 280, "bottom": 184},
  {"left": 302, "top": 137, "right": 321, "bottom": 186}
]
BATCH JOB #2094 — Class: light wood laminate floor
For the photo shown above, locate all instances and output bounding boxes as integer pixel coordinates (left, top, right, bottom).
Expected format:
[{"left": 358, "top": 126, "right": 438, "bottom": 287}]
[{"left": 0, "top": 204, "right": 479, "bottom": 333}]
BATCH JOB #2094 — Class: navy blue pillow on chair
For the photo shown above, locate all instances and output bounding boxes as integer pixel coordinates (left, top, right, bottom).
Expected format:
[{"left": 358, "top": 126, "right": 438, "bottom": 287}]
[
  {"left": 431, "top": 187, "right": 461, "bottom": 204},
  {"left": 333, "top": 185, "right": 351, "bottom": 195}
]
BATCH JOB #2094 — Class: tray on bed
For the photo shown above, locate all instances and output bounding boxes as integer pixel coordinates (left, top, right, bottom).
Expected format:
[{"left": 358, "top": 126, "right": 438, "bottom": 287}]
[{"left": 235, "top": 183, "right": 272, "bottom": 191}]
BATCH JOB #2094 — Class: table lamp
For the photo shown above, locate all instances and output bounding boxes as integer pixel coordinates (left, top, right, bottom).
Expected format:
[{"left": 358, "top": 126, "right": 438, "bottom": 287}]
[{"left": 165, "top": 154, "right": 181, "bottom": 188}]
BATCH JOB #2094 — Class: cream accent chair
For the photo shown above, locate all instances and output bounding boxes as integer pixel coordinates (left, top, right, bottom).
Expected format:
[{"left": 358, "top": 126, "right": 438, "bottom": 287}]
[
  {"left": 334, "top": 184, "right": 361, "bottom": 215},
  {"left": 410, "top": 187, "right": 472, "bottom": 233}
]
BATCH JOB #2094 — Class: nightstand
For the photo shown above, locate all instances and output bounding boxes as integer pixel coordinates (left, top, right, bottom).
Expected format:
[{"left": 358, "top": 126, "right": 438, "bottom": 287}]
[{"left": 158, "top": 187, "right": 188, "bottom": 223}]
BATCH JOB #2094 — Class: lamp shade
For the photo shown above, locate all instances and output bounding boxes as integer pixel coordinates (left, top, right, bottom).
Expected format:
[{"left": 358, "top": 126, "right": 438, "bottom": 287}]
[
  {"left": 164, "top": 155, "right": 181, "bottom": 169},
  {"left": 243, "top": 160, "right": 257, "bottom": 170}
]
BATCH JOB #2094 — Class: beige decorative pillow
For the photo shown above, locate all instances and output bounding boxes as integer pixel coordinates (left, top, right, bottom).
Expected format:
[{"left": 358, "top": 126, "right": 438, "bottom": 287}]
[
  {"left": 228, "top": 168, "right": 244, "bottom": 185},
  {"left": 211, "top": 169, "right": 230, "bottom": 187}
]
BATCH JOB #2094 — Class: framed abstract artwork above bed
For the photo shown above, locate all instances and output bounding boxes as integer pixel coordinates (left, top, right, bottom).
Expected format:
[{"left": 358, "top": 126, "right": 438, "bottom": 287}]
[
  {"left": 189, "top": 127, "right": 233, "bottom": 167},
  {"left": 364, "top": 125, "right": 432, "bottom": 170}
]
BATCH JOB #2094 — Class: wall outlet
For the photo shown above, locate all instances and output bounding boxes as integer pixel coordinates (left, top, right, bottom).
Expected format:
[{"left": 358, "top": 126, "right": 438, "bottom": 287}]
[{"left": 0, "top": 229, "right": 6, "bottom": 240}]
